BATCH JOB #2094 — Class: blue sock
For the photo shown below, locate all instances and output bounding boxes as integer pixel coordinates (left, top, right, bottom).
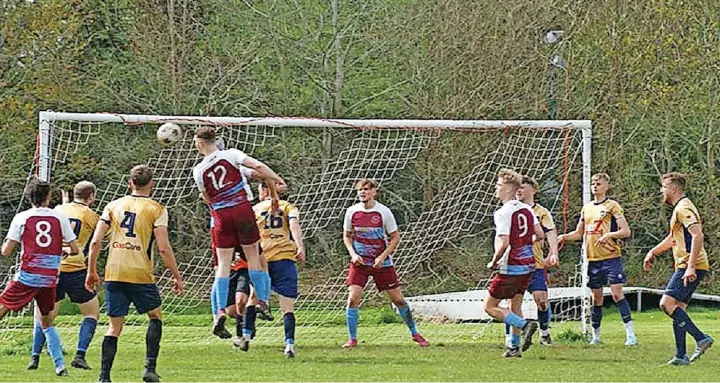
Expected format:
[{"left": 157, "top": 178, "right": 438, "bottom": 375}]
[
  {"left": 511, "top": 333, "right": 521, "bottom": 348},
  {"left": 673, "top": 317, "right": 687, "bottom": 358},
  {"left": 215, "top": 277, "right": 229, "bottom": 314},
  {"left": 243, "top": 306, "right": 257, "bottom": 339},
  {"left": 77, "top": 317, "right": 97, "bottom": 353},
  {"left": 538, "top": 309, "right": 550, "bottom": 331},
  {"left": 397, "top": 304, "right": 418, "bottom": 336},
  {"left": 249, "top": 270, "right": 268, "bottom": 302},
  {"left": 503, "top": 312, "right": 527, "bottom": 330},
  {"left": 42, "top": 326, "right": 65, "bottom": 369},
  {"left": 346, "top": 307, "right": 359, "bottom": 340},
  {"left": 32, "top": 320, "right": 45, "bottom": 356},
  {"left": 262, "top": 271, "right": 271, "bottom": 302},
  {"left": 284, "top": 312, "right": 295, "bottom": 345},
  {"left": 616, "top": 298, "right": 632, "bottom": 323},
  {"left": 591, "top": 305, "right": 603, "bottom": 330},
  {"left": 672, "top": 308, "right": 705, "bottom": 342},
  {"left": 210, "top": 282, "right": 218, "bottom": 316}
]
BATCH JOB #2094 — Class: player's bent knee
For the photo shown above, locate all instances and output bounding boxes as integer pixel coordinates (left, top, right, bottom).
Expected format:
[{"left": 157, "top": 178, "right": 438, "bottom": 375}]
[{"left": 147, "top": 307, "right": 163, "bottom": 321}]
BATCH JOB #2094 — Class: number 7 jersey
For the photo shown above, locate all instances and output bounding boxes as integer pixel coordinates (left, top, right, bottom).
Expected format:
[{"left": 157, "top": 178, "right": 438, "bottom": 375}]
[{"left": 100, "top": 195, "right": 169, "bottom": 283}]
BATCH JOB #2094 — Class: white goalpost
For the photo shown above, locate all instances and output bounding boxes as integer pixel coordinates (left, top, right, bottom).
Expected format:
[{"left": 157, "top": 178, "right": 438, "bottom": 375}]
[{"left": 0, "top": 111, "right": 592, "bottom": 345}]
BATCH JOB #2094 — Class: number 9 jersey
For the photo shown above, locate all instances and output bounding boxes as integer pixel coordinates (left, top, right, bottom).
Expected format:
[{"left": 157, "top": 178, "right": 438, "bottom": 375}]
[{"left": 100, "top": 195, "right": 169, "bottom": 284}]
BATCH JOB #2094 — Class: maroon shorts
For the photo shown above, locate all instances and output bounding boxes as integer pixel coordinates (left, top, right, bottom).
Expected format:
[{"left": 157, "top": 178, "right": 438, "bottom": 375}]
[
  {"left": 211, "top": 203, "right": 260, "bottom": 249},
  {"left": 346, "top": 264, "right": 400, "bottom": 291},
  {"left": 488, "top": 273, "right": 533, "bottom": 300},
  {"left": 0, "top": 281, "right": 56, "bottom": 315}
]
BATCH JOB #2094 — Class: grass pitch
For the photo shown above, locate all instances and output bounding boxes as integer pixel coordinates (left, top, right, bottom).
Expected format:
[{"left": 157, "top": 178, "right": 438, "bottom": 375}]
[{"left": 1, "top": 310, "right": 718, "bottom": 382}]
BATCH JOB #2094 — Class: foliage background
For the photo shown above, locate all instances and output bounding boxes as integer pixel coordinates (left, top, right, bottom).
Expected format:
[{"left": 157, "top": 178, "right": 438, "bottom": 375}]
[{"left": 1, "top": 0, "right": 718, "bottom": 294}]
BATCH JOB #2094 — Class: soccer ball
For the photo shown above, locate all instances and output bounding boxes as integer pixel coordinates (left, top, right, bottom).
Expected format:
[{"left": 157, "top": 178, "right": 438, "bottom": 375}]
[{"left": 157, "top": 123, "right": 182, "bottom": 146}]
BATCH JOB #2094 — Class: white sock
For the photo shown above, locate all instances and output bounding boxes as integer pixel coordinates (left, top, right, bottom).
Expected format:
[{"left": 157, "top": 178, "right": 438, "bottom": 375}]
[
  {"left": 592, "top": 327, "right": 601, "bottom": 340},
  {"left": 505, "top": 334, "right": 512, "bottom": 347},
  {"left": 540, "top": 329, "right": 550, "bottom": 337},
  {"left": 623, "top": 321, "right": 635, "bottom": 337}
]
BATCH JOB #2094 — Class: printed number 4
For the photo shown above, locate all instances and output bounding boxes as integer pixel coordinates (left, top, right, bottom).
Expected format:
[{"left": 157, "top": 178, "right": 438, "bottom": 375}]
[
  {"left": 208, "top": 165, "right": 228, "bottom": 190},
  {"left": 517, "top": 214, "right": 528, "bottom": 237},
  {"left": 120, "top": 212, "right": 137, "bottom": 238}
]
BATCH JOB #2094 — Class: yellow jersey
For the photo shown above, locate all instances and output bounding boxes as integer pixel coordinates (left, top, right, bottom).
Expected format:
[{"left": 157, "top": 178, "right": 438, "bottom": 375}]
[
  {"left": 670, "top": 197, "right": 709, "bottom": 271},
  {"left": 581, "top": 199, "right": 625, "bottom": 261},
  {"left": 532, "top": 203, "right": 556, "bottom": 269},
  {"left": 54, "top": 202, "right": 99, "bottom": 272},
  {"left": 100, "top": 195, "right": 168, "bottom": 283},
  {"left": 253, "top": 199, "right": 299, "bottom": 262}
]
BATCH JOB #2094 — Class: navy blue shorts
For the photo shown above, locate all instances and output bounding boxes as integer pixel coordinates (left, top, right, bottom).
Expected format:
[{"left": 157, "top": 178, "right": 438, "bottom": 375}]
[
  {"left": 226, "top": 268, "right": 251, "bottom": 308},
  {"left": 56, "top": 269, "right": 96, "bottom": 304},
  {"left": 105, "top": 281, "right": 161, "bottom": 317},
  {"left": 527, "top": 268, "right": 548, "bottom": 292},
  {"left": 269, "top": 259, "right": 298, "bottom": 299},
  {"left": 665, "top": 269, "right": 706, "bottom": 304},
  {"left": 587, "top": 258, "right": 627, "bottom": 289}
]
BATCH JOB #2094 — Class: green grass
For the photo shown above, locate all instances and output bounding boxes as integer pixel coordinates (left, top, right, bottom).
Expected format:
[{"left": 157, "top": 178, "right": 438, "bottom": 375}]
[{"left": 1, "top": 310, "right": 719, "bottom": 382}]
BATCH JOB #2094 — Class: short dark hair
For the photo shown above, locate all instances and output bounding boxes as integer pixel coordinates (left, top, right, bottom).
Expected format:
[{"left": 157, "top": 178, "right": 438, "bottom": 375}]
[
  {"left": 662, "top": 172, "right": 687, "bottom": 190},
  {"left": 521, "top": 176, "right": 539, "bottom": 189},
  {"left": 73, "top": 181, "right": 96, "bottom": 200},
  {"left": 27, "top": 179, "right": 51, "bottom": 206},
  {"left": 195, "top": 126, "right": 216, "bottom": 143},
  {"left": 130, "top": 165, "right": 153, "bottom": 188}
]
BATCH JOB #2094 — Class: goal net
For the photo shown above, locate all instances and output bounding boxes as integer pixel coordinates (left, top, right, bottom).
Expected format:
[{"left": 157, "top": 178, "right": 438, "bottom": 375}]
[{"left": 0, "top": 112, "right": 591, "bottom": 346}]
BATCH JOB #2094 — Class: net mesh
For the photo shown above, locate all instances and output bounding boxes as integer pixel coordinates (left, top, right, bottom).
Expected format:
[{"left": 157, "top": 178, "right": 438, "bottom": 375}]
[{"left": 0, "top": 114, "right": 586, "bottom": 346}]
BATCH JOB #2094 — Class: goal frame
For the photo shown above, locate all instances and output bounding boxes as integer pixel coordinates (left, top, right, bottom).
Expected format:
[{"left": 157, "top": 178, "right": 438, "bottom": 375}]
[{"left": 37, "top": 111, "right": 593, "bottom": 334}]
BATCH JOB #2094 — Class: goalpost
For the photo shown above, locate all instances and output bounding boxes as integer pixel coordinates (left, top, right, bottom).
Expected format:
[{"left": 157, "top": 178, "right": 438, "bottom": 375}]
[{"left": 0, "top": 111, "right": 592, "bottom": 344}]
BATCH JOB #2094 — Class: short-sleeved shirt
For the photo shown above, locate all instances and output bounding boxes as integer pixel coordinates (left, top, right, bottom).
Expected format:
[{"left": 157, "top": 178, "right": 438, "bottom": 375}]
[
  {"left": 193, "top": 149, "right": 254, "bottom": 211},
  {"left": 100, "top": 195, "right": 168, "bottom": 284},
  {"left": 532, "top": 203, "right": 556, "bottom": 269},
  {"left": 670, "top": 197, "right": 709, "bottom": 271},
  {"left": 253, "top": 199, "right": 300, "bottom": 263},
  {"left": 6, "top": 207, "right": 76, "bottom": 287},
  {"left": 581, "top": 199, "right": 625, "bottom": 261},
  {"left": 494, "top": 200, "right": 537, "bottom": 275},
  {"left": 54, "top": 202, "right": 99, "bottom": 272},
  {"left": 343, "top": 202, "right": 398, "bottom": 268}
]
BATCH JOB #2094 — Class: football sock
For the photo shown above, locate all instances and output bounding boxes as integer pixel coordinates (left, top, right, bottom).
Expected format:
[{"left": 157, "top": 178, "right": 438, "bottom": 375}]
[
  {"left": 346, "top": 307, "right": 359, "bottom": 340},
  {"left": 505, "top": 323, "right": 512, "bottom": 345},
  {"left": 672, "top": 316, "right": 687, "bottom": 358},
  {"left": 101, "top": 336, "right": 118, "bottom": 378},
  {"left": 503, "top": 312, "right": 527, "bottom": 330},
  {"left": 249, "top": 270, "right": 268, "bottom": 302},
  {"left": 538, "top": 308, "right": 550, "bottom": 332},
  {"left": 77, "top": 317, "right": 98, "bottom": 354},
  {"left": 236, "top": 316, "right": 244, "bottom": 337},
  {"left": 42, "top": 326, "right": 65, "bottom": 369},
  {"left": 32, "top": 320, "right": 45, "bottom": 357},
  {"left": 215, "top": 277, "right": 229, "bottom": 316},
  {"left": 672, "top": 308, "right": 705, "bottom": 342},
  {"left": 243, "top": 306, "right": 257, "bottom": 340},
  {"left": 511, "top": 333, "right": 521, "bottom": 348},
  {"left": 591, "top": 305, "right": 603, "bottom": 336},
  {"left": 146, "top": 319, "right": 162, "bottom": 370},
  {"left": 210, "top": 282, "right": 219, "bottom": 318},
  {"left": 397, "top": 303, "right": 419, "bottom": 336},
  {"left": 284, "top": 312, "right": 296, "bottom": 345}
]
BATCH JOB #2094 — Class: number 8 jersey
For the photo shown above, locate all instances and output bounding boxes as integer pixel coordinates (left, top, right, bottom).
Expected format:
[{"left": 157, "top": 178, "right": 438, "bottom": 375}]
[
  {"left": 5, "top": 207, "right": 76, "bottom": 287},
  {"left": 493, "top": 200, "right": 537, "bottom": 276},
  {"left": 100, "top": 195, "right": 169, "bottom": 283}
]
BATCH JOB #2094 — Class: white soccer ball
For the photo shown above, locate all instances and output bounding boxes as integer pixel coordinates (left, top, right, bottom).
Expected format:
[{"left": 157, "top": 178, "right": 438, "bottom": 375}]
[{"left": 157, "top": 123, "right": 182, "bottom": 146}]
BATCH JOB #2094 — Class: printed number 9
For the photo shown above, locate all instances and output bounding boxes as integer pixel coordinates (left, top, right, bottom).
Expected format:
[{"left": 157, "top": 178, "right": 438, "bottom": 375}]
[{"left": 517, "top": 214, "right": 528, "bottom": 237}]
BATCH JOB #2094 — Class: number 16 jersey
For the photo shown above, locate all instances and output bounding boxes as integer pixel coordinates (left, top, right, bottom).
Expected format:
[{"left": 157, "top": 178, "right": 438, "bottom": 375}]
[{"left": 100, "top": 195, "right": 169, "bottom": 284}]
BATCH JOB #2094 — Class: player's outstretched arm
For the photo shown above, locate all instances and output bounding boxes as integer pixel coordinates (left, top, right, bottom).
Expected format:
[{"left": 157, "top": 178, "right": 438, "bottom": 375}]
[
  {"left": 643, "top": 233, "right": 673, "bottom": 272},
  {"left": 289, "top": 217, "right": 306, "bottom": 262},
  {"left": 153, "top": 226, "right": 184, "bottom": 295},
  {"left": 0, "top": 239, "right": 18, "bottom": 257},
  {"left": 86, "top": 221, "right": 110, "bottom": 292},
  {"left": 241, "top": 156, "right": 284, "bottom": 185},
  {"left": 558, "top": 217, "right": 584, "bottom": 245}
]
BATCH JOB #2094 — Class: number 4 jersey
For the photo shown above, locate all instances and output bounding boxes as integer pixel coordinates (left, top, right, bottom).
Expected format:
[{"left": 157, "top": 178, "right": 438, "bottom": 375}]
[
  {"left": 5, "top": 207, "right": 77, "bottom": 288},
  {"left": 100, "top": 195, "right": 169, "bottom": 284},
  {"left": 493, "top": 200, "right": 538, "bottom": 276}
]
